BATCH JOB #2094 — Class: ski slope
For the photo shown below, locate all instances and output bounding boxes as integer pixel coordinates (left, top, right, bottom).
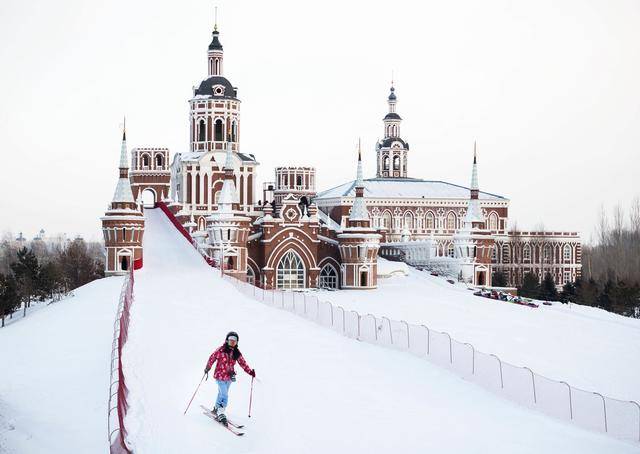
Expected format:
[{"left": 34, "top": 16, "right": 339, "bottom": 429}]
[
  {"left": 0, "top": 276, "right": 124, "bottom": 453},
  {"left": 123, "top": 208, "right": 639, "bottom": 454},
  {"left": 321, "top": 264, "right": 640, "bottom": 403}
]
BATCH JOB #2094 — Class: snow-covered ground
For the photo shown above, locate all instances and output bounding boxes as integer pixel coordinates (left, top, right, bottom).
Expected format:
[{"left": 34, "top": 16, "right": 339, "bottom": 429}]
[
  {"left": 122, "top": 209, "right": 639, "bottom": 454},
  {"left": 0, "top": 276, "right": 124, "bottom": 453},
  {"left": 319, "top": 262, "right": 640, "bottom": 403}
]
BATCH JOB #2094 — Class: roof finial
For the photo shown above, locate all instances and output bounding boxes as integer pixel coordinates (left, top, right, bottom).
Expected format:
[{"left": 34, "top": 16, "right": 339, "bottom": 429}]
[
  {"left": 214, "top": 6, "right": 218, "bottom": 32},
  {"left": 122, "top": 116, "right": 126, "bottom": 141},
  {"left": 358, "top": 137, "right": 361, "bottom": 161},
  {"left": 473, "top": 140, "right": 477, "bottom": 164}
]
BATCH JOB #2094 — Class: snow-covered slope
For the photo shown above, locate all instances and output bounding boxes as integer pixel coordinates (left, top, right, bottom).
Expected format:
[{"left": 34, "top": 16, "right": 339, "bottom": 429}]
[
  {"left": 0, "top": 276, "right": 124, "bottom": 453},
  {"left": 320, "top": 268, "right": 640, "bottom": 403},
  {"left": 123, "top": 209, "right": 638, "bottom": 454}
]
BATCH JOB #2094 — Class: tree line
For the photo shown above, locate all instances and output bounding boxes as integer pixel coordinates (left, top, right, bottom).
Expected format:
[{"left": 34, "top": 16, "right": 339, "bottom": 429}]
[
  {"left": 0, "top": 235, "right": 105, "bottom": 327},
  {"left": 494, "top": 198, "right": 640, "bottom": 318}
]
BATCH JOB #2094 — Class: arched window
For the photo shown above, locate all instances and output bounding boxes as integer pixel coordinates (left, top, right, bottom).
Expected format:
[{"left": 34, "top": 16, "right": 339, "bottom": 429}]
[
  {"left": 122, "top": 227, "right": 127, "bottom": 242},
  {"left": 383, "top": 156, "right": 389, "bottom": 170},
  {"left": 203, "top": 174, "right": 209, "bottom": 204},
  {"left": 489, "top": 212, "right": 499, "bottom": 231},
  {"left": 296, "top": 175, "right": 303, "bottom": 188},
  {"left": 446, "top": 212, "right": 457, "bottom": 230},
  {"left": 393, "top": 155, "right": 400, "bottom": 170},
  {"left": 319, "top": 264, "right": 338, "bottom": 289},
  {"left": 214, "top": 119, "right": 223, "bottom": 141},
  {"left": 231, "top": 121, "right": 237, "bottom": 142},
  {"left": 198, "top": 120, "right": 206, "bottom": 141},
  {"left": 403, "top": 211, "right": 413, "bottom": 229},
  {"left": 425, "top": 211, "right": 435, "bottom": 229},
  {"left": 502, "top": 244, "right": 511, "bottom": 263},
  {"left": 142, "top": 154, "right": 150, "bottom": 168},
  {"left": 276, "top": 251, "right": 305, "bottom": 289},
  {"left": 155, "top": 154, "right": 163, "bottom": 168},
  {"left": 246, "top": 267, "right": 255, "bottom": 285},
  {"left": 543, "top": 245, "right": 552, "bottom": 263},
  {"left": 121, "top": 256, "right": 128, "bottom": 271},
  {"left": 447, "top": 243, "right": 455, "bottom": 258},
  {"left": 563, "top": 244, "right": 571, "bottom": 262},
  {"left": 186, "top": 173, "right": 192, "bottom": 203},
  {"left": 523, "top": 244, "right": 531, "bottom": 263},
  {"left": 492, "top": 245, "right": 498, "bottom": 262},
  {"left": 198, "top": 216, "right": 206, "bottom": 231},
  {"left": 215, "top": 59, "right": 220, "bottom": 74},
  {"left": 382, "top": 211, "right": 392, "bottom": 230},
  {"left": 195, "top": 174, "right": 200, "bottom": 204}
]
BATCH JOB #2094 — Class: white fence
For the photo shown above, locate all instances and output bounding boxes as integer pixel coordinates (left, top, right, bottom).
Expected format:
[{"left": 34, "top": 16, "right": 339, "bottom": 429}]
[{"left": 224, "top": 276, "right": 640, "bottom": 444}]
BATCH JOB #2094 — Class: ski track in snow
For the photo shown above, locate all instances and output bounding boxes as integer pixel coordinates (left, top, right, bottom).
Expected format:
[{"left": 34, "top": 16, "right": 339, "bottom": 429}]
[{"left": 122, "top": 209, "right": 640, "bottom": 454}]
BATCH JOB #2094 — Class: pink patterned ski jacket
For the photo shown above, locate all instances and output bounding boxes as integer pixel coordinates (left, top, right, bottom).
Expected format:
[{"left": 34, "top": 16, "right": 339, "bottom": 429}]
[{"left": 206, "top": 345, "right": 253, "bottom": 381}]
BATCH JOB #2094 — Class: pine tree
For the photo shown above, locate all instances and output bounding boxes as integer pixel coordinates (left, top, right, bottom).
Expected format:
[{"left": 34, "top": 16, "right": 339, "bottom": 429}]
[
  {"left": 560, "top": 281, "right": 576, "bottom": 303},
  {"left": 0, "top": 273, "right": 20, "bottom": 327},
  {"left": 11, "top": 247, "right": 40, "bottom": 316},
  {"left": 58, "top": 239, "right": 103, "bottom": 290},
  {"left": 38, "top": 261, "right": 63, "bottom": 301},
  {"left": 540, "top": 272, "right": 559, "bottom": 301},
  {"left": 492, "top": 271, "right": 507, "bottom": 287},
  {"left": 519, "top": 272, "right": 540, "bottom": 299}
]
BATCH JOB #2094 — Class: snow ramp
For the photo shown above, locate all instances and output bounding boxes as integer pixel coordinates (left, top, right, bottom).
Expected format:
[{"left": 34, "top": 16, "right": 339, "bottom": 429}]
[{"left": 122, "top": 208, "right": 639, "bottom": 454}]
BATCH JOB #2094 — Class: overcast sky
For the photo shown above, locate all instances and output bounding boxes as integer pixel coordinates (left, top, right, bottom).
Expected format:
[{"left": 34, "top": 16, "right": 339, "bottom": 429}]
[{"left": 1, "top": 0, "right": 639, "bottom": 242}]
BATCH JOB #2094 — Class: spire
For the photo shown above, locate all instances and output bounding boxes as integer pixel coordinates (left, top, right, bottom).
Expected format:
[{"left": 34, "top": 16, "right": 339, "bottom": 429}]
[
  {"left": 216, "top": 136, "right": 238, "bottom": 214},
  {"left": 383, "top": 83, "right": 401, "bottom": 138},
  {"left": 464, "top": 141, "right": 484, "bottom": 226},
  {"left": 112, "top": 126, "right": 135, "bottom": 204},
  {"left": 349, "top": 141, "right": 369, "bottom": 222}
]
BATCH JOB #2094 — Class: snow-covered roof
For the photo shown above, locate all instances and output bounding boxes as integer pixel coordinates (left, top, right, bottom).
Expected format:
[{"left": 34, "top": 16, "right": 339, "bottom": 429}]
[
  {"left": 315, "top": 178, "right": 506, "bottom": 201},
  {"left": 178, "top": 150, "right": 257, "bottom": 164},
  {"left": 112, "top": 177, "right": 135, "bottom": 203},
  {"left": 317, "top": 209, "right": 341, "bottom": 231}
]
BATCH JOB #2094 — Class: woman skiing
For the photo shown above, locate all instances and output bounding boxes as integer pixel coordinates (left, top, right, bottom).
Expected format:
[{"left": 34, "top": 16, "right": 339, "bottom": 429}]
[{"left": 204, "top": 331, "right": 255, "bottom": 425}]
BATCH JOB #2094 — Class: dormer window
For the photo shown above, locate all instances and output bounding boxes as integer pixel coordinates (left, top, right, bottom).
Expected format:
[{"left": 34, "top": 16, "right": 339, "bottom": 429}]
[{"left": 212, "top": 84, "right": 226, "bottom": 96}]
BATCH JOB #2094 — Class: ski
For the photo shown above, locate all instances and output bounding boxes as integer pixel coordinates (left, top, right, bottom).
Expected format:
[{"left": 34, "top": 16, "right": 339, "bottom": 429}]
[
  {"left": 200, "top": 405, "right": 245, "bottom": 430},
  {"left": 202, "top": 409, "right": 245, "bottom": 436}
]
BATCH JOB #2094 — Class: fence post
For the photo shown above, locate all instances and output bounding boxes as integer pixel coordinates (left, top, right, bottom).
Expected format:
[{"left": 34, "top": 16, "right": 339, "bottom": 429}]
[
  {"left": 593, "top": 392, "right": 607, "bottom": 433},
  {"left": 356, "top": 312, "right": 361, "bottom": 340},
  {"left": 368, "top": 314, "right": 378, "bottom": 341},
  {"left": 463, "top": 343, "right": 475, "bottom": 374},
  {"left": 442, "top": 331, "right": 452, "bottom": 364},
  {"left": 421, "top": 324, "right": 430, "bottom": 355},
  {"left": 341, "top": 306, "right": 346, "bottom": 333},
  {"left": 524, "top": 367, "right": 536, "bottom": 404},
  {"left": 490, "top": 354, "right": 503, "bottom": 389},
  {"left": 303, "top": 293, "right": 307, "bottom": 316},
  {"left": 330, "top": 303, "right": 334, "bottom": 327},
  {"left": 629, "top": 400, "right": 640, "bottom": 442},
  {"left": 559, "top": 381, "right": 572, "bottom": 420},
  {"left": 400, "top": 320, "right": 410, "bottom": 350},
  {"left": 382, "top": 317, "right": 393, "bottom": 344}
]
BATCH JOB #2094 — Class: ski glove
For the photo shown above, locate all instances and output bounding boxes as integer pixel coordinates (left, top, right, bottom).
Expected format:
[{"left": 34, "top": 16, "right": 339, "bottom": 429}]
[
  {"left": 204, "top": 366, "right": 211, "bottom": 374},
  {"left": 249, "top": 369, "right": 256, "bottom": 377}
]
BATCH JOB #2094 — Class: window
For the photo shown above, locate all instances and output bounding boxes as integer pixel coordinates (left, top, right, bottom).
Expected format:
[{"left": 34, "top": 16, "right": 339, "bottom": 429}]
[
  {"left": 425, "top": 212, "right": 435, "bottom": 229},
  {"left": 447, "top": 243, "right": 455, "bottom": 258},
  {"left": 446, "top": 212, "right": 457, "bottom": 230},
  {"left": 276, "top": 251, "right": 305, "bottom": 289},
  {"left": 296, "top": 175, "right": 303, "bottom": 187},
  {"left": 489, "top": 212, "right": 499, "bottom": 231},
  {"left": 563, "top": 245, "right": 571, "bottom": 262},
  {"left": 231, "top": 121, "right": 237, "bottom": 142},
  {"left": 502, "top": 244, "right": 511, "bottom": 263},
  {"left": 142, "top": 155, "right": 150, "bottom": 168},
  {"left": 382, "top": 211, "right": 392, "bottom": 230},
  {"left": 155, "top": 154, "right": 163, "bottom": 168},
  {"left": 246, "top": 267, "right": 256, "bottom": 285},
  {"left": 393, "top": 155, "right": 400, "bottom": 170},
  {"left": 404, "top": 211, "right": 413, "bottom": 229},
  {"left": 198, "top": 120, "right": 206, "bottom": 141},
  {"left": 563, "top": 271, "right": 571, "bottom": 284},
  {"left": 543, "top": 245, "right": 552, "bottom": 264},
  {"left": 319, "top": 264, "right": 338, "bottom": 289},
  {"left": 214, "top": 119, "right": 223, "bottom": 141},
  {"left": 523, "top": 244, "right": 531, "bottom": 263},
  {"left": 383, "top": 156, "right": 389, "bottom": 170},
  {"left": 492, "top": 245, "right": 498, "bottom": 262},
  {"left": 360, "top": 270, "right": 368, "bottom": 287}
]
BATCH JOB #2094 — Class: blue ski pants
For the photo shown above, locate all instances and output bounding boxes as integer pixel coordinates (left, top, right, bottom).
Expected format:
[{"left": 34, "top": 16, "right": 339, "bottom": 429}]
[{"left": 215, "top": 380, "right": 232, "bottom": 409}]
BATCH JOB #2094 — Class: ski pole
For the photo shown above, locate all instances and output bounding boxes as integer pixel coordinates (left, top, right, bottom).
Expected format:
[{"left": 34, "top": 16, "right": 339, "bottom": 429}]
[
  {"left": 248, "top": 376, "right": 254, "bottom": 418},
  {"left": 184, "top": 373, "right": 206, "bottom": 415}
]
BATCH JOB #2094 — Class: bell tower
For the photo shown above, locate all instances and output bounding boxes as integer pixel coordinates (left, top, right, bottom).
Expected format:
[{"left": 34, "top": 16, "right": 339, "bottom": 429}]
[{"left": 376, "top": 84, "right": 410, "bottom": 178}]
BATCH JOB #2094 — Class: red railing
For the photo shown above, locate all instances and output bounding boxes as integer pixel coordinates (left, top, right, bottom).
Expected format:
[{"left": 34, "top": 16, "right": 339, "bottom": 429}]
[{"left": 108, "top": 269, "right": 134, "bottom": 453}]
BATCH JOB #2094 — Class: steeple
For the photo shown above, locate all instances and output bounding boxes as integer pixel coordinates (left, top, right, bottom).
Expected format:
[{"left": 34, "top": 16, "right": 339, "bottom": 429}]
[
  {"left": 208, "top": 9, "right": 224, "bottom": 76},
  {"left": 464, "top": 141, "right": 484, "bottom": 227},
  {"left": 112, "top": 124, "right": 135, "bottom": 205},
  {"left": 216, "top": 136, "right": 238, "bottom": 214},
  {"left": 349, "top": 140, "right": 369, "bottom": 223},
  {"left": 377, "top": 82, "right": 409, "bottom": 178},
  {"left": 383, "top": 83, "right": 402, "bottom": 138}
]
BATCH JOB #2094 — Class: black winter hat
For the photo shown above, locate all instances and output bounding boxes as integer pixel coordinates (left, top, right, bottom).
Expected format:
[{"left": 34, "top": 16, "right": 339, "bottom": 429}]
[{"left": 226, "top": 331, "right": 239, "bottom": 342}]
